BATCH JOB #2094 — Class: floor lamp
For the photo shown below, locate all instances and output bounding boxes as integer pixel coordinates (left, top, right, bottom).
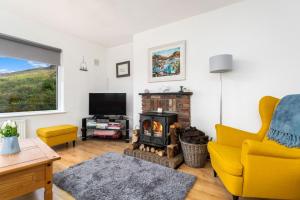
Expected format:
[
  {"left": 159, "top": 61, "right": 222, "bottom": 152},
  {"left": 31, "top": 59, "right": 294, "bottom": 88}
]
[{"left": 209, "top": 54, "right": 233, "bottom": 125}]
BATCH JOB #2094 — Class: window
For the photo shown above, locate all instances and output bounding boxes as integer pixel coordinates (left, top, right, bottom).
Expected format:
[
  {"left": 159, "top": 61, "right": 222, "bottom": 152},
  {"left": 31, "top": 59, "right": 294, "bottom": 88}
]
[
  {"left": 0, "top": 57, "right": 57, "bottom": 113},
  {"left": 0, "top": 33, "right": 62, "bottom": 114}
]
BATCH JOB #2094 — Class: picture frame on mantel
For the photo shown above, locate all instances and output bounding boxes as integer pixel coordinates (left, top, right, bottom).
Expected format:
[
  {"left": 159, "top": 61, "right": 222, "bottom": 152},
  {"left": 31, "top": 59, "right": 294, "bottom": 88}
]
[
  {"left": 148, "top": 40, "right": 186, "bottom": 82},
  {"left": 116, "top": 61, "right": 130, "bottom": 78}
]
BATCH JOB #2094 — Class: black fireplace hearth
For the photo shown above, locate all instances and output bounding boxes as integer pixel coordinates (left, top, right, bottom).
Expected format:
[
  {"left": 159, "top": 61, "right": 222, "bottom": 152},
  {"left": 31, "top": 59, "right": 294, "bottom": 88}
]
[{"left": 139, "top": 112, "right": 177, "bottom": 148}]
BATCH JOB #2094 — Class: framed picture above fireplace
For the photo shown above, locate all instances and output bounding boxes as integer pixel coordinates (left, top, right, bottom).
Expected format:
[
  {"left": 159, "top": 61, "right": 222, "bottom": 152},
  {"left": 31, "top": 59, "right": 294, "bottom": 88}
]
[{"left": 148, "top": 40, "right": 186, "bottom": 82}]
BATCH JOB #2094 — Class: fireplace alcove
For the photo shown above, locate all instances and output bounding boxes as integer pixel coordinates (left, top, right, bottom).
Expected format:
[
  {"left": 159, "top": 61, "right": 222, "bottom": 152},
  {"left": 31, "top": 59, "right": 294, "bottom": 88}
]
[{"left": 124, "top": 92, "right": 192, "bottom": 169}]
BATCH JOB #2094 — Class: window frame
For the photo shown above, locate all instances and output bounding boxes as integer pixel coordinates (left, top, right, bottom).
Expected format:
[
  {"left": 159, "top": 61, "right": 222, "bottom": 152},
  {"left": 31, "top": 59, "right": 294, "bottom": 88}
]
[{"left": 0, "top": 33, "right": 64, "bottom": 117}]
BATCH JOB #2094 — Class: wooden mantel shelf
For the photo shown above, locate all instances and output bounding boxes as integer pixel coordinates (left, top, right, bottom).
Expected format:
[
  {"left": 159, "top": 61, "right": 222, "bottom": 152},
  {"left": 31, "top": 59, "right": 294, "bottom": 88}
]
[{"left": 138, "top": 92, "right": 193, "bottom": 96}]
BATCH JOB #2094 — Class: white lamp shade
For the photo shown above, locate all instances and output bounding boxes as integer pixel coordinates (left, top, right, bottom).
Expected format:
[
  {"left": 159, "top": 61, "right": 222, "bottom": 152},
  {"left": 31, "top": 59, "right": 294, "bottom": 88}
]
[{"left": 209, "top": 54, "right": 232, "bottom": 73}]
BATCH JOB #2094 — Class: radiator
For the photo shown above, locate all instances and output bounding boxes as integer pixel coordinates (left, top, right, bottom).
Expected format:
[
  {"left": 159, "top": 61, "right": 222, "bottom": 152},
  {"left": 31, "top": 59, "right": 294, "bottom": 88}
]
[{"left": 0, "top": 119, "right": 27, "bottom": 139}]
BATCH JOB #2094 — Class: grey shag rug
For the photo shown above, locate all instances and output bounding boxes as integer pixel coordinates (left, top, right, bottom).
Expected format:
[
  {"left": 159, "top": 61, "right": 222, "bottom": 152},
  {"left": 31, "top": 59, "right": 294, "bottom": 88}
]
[{"left": 53, "top": 152, "right": 196, "bottom": 200}]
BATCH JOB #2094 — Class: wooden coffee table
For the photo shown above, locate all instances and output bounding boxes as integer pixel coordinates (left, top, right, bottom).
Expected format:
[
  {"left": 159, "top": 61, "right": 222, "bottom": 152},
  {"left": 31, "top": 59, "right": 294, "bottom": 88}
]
[{"left": 0, "top": 138, "right": 60, "bottom": 200}]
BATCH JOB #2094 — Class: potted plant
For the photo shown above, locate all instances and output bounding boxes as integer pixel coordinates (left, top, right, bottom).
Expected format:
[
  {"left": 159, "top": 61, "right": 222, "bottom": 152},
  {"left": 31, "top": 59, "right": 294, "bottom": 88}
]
[{"left": 0, "top": 120, "right": 20, "bottom": 155}]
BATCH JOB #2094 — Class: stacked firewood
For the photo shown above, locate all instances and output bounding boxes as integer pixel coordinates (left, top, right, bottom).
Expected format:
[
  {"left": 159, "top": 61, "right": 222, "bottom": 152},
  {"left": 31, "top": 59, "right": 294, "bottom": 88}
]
[
  {"left": 166, "top": 123, "right": 181, "bottom": 159},
  {"left": 129, "top": 130, "right": 166, "bottom": 157},
  {"left": 128, "top": 122, "right": 182, "bottom": 158},
  {"left": 139, "top": 144, "right": 165, "bottom": 157},
  {"left": 179, "top": 126, "right": 209, "bottom": 144},
  {"left": 130, "top": 129, "right": 140, "bottom": 149}
]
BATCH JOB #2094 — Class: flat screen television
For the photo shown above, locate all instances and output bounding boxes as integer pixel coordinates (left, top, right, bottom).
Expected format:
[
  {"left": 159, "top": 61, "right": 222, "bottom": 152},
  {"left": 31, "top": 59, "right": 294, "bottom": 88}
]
[{"left": 89, "top": 93, "right": 126, "bottom": 116}]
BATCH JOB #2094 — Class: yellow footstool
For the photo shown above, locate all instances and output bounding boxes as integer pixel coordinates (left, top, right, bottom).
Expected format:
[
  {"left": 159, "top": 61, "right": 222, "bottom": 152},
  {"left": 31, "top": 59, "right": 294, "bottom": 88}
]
[{"left": 37, "top": 125, "right": 78, "bottom": 147}]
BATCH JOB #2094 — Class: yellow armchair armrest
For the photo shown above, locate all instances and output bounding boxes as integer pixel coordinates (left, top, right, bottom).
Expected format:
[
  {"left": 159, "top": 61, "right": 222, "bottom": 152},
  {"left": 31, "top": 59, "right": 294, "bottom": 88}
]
[
  {"left": 241, "top": 140, "right": 300, "bottom": 199},
  {"left": 242, "top": 140, "right": 300, "bottom": 160},
  {"left": 216, "top": 124, "right": 259, "bottom": 148}
]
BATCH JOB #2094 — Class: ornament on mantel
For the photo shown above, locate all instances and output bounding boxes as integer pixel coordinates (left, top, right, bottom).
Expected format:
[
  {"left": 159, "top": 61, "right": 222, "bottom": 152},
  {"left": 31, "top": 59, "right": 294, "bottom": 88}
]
[
  {"left": 160, "top": 86, "right": 171, "bottom": 93},
  {"left": 179, "top": 86, "right": 190, "bottom": 93},
  {"left": 79, "top": 56, "right": 88, "bottom": 71},
  {"left": 144, "top": 89, "right": 150, "bottom": 93}
]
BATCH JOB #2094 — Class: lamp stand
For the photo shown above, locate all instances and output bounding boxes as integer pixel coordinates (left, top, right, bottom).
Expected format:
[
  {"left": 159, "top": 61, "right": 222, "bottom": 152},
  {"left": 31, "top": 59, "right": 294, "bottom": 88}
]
[
  {"left": 209, "top": 54, "right": 233, "bottom": 125},
  {"left": 219, "top": 73, "right": 223, "bottom": 125}
]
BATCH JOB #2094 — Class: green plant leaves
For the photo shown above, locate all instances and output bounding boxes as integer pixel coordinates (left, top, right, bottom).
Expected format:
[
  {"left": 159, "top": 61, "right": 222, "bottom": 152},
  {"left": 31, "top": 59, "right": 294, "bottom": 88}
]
[{"left": 0, "top": 124, "right": 19, "bottom": 137}]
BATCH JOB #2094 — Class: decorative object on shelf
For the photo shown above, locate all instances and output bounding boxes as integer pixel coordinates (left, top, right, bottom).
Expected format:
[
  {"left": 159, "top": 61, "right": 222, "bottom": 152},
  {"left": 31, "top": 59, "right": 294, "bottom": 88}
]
[
  {"left": 160, "top": 85, "right": 171, "bottom": 93},
  {"left": 0, "top": 120, "right": 20, "bottom": 155},
  {"left": 116, "top": 61, "right": 130, "bottom": 77},
  {"left": 182, "top": 87, "right": 190, "bottom": 92},
  {"left": 179, "top": 86, "right": 184, "bottom": 93},
  {"left": 79, "top": 56, "right": 88, "bottom": 71},
  {"left": 209, "top": 54, "right": 233, "bottom": 125},
  {"left": 149, "top": 40, "right": 186, "bottom": 82},
  {"left": 144, "top": 89, "right": 150, "bottom": 93}
]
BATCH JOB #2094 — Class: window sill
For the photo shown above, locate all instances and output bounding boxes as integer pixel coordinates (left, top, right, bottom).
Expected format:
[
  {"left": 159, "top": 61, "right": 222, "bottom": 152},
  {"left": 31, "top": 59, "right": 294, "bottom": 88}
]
[{"left": 0, "top": 110, "right": 66, "bottom": 118}]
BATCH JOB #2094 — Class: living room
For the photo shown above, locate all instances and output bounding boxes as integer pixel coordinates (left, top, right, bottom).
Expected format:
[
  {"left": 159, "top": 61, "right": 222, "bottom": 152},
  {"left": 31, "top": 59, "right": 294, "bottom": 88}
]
[{"left": 0, "top": 0, "right": 300, "bottom": 200}]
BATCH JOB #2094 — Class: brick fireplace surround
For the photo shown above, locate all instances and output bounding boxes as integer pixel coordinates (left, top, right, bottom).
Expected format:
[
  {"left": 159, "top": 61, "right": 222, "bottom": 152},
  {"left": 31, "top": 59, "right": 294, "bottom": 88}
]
[{"left": 139, "top": 92, "right": 193, "bottom": 128}]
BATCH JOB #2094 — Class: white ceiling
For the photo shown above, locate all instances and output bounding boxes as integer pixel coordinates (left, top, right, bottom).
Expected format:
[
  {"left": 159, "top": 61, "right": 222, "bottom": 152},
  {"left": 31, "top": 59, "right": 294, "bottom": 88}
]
[{"left": 0, "top": 0, "right": 240, "bottom": 47}]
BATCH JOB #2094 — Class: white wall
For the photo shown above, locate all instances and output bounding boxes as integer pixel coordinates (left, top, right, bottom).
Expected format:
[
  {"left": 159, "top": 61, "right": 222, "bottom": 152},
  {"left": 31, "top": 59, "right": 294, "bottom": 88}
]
[
  {"left": 104, "top": 43, "right": 133, "bottom": 130},
  {"left": 0, "top": 10, "right": 106, "bottom": 137},
  {"left": 133, "top": 0, "right": 300, "bottom": 138}
]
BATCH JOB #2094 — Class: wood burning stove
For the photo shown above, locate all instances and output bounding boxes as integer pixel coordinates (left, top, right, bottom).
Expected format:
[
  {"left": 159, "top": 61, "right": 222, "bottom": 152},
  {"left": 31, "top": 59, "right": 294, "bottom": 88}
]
[{"left": 139, "top": 112, "right": 177, "bottom": 148}]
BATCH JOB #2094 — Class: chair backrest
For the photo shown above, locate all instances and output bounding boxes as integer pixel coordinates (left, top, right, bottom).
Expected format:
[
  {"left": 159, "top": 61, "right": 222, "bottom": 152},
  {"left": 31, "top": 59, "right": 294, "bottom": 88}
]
[{"left": 256, "top": 96, "right": 280, "bottom": 140}]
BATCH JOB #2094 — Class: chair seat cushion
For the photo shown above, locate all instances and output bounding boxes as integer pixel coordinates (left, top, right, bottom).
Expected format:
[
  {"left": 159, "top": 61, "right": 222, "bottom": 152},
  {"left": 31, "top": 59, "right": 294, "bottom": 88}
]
[
  {"left": 208, "top": 142, "right": 243, "bottom": 176},
  {"left": 37, "top": 125, "right": 78, "bottom": 138}
]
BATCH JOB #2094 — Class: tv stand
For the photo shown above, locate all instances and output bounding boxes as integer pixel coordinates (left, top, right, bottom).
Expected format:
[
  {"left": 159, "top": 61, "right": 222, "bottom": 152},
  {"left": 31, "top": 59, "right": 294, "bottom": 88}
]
[{"left": 81, "top": 116, "right": 129, "bottom": 142}]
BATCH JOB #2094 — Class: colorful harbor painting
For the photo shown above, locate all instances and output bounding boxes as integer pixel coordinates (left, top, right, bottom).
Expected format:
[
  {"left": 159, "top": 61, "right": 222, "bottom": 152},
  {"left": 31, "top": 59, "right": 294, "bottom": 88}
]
[
  {"left": 149, "top": 41, "right": 185, "bottom": 82},
  {"left": 152, "top": 47, "right": 180, "bottom": 77}
]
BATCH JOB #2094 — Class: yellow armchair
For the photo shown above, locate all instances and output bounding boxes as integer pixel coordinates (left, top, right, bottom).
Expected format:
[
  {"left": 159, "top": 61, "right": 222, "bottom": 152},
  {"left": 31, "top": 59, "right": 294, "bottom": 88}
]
[{"left": 208, "top": 96, "right": 300, "bottom": 200}]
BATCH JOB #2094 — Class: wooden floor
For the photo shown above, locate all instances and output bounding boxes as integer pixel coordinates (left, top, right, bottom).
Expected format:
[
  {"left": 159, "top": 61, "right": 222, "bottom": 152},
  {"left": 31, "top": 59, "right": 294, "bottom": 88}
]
[{"left": 15, "top": 139, "right": 264, "bottom": 200}]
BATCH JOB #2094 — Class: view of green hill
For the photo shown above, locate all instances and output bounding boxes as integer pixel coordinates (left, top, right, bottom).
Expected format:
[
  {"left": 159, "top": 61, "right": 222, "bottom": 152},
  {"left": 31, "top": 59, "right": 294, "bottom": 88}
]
[{"left": 0, "top": 66, "right": 57, "bottom": 113}]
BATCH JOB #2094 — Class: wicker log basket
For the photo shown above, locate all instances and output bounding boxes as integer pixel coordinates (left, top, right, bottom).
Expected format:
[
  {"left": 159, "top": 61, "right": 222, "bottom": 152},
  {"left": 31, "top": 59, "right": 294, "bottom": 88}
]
[{"left": 179, "top": 127, "right": 209, "bottom": 168}]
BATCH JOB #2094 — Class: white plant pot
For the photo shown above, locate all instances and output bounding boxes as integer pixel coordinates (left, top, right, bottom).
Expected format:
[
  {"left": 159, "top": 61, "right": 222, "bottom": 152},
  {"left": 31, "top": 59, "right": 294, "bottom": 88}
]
[{"left": 0, "top": 136, "right": 21, "bottom": 155}]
